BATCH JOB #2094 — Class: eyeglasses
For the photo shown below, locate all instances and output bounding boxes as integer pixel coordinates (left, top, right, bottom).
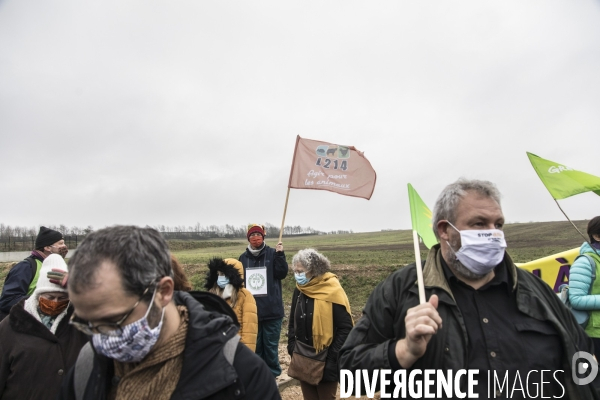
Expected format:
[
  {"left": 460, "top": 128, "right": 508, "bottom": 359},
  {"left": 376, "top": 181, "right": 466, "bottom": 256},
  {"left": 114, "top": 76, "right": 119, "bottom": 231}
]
[{"left": 69, "top": 285, "right": 152, "bottom": 336}]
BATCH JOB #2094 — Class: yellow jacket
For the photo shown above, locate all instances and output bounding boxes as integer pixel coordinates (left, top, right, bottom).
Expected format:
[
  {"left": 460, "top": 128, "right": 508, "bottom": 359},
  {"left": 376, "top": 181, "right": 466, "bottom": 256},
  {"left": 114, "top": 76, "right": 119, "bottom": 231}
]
[{"left": 227, "top": 287, "right": 258, "bottom": 352}]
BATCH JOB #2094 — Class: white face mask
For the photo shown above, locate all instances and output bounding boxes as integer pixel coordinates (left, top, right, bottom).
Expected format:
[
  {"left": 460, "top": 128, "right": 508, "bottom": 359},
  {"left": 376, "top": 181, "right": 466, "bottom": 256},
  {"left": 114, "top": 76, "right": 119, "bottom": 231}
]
[{"left": 446, "top": 222, "right": 507, "bottom": 275}]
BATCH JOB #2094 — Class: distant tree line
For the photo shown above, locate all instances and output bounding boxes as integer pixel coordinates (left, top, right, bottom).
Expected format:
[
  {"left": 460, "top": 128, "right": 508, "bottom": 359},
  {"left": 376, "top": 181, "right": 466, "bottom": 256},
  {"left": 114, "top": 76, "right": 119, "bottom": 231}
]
[
  {"left": 0, "top": 222, "right": 353, "bottom": 250},
  {"left": 0, "top": 223, "right": 94, "bottom": 238}
]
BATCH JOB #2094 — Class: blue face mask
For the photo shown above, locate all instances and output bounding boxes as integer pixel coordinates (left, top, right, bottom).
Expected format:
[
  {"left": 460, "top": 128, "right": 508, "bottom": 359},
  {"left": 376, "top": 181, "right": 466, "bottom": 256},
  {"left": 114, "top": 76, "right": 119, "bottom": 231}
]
[
  {"left": 294, "top": 272, "right": 309, "bottom": 286},
  {"left": 217, "top": 276, "right": 230, "bottom": 288}
]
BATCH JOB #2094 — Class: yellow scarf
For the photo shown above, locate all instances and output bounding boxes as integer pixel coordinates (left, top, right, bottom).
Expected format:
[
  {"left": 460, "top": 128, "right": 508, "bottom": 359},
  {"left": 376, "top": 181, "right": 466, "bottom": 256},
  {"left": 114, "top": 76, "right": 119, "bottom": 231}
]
[{"left": 296, "top": 272, "right": 353, "bottom": 352}]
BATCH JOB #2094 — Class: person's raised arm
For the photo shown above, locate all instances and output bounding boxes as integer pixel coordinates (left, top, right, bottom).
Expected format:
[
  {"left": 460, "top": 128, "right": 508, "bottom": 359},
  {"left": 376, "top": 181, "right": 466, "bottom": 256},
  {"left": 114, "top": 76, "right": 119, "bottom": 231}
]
[{"left": 273, "top": 242, "right": 288, "bottom": 280}]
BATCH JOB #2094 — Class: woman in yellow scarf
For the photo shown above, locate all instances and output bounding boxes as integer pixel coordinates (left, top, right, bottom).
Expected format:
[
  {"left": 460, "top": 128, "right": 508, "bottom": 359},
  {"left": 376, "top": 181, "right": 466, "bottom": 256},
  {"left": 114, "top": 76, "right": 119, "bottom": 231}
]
[{"left": 287, "top": 248, "right": 353, "bottom": 400}]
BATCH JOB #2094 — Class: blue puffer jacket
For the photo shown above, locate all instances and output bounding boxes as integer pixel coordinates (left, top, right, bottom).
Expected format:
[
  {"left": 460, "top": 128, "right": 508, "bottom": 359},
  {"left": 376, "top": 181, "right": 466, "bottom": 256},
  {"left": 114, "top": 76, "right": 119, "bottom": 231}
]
[{"left": 568, "top": 242, "right": 600, "bottom": 311}]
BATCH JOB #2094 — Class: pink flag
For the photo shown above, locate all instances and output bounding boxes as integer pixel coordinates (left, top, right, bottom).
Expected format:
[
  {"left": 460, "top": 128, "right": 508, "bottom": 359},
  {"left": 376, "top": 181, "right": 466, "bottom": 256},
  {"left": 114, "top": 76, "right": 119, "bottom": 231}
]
[{"left": 288, "top": 136, "right": 376, "bottom": 200}]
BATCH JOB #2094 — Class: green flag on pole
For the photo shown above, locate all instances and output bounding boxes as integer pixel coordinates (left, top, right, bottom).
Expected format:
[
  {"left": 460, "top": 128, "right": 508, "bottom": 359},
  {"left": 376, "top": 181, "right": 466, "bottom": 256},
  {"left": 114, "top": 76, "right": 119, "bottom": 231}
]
[
  {"left": 407, "top": 183, "right": 438, "bottom": 249},
  {"left": 527, "top": 152, "right": 600, "bottom": 200}
]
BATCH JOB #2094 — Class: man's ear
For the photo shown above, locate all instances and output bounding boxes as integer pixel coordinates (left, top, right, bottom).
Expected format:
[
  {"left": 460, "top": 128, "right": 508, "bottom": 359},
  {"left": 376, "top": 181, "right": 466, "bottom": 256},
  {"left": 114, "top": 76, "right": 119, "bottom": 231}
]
[
  {"left": 437, "top": 220, "right": 451, "bottom": 241},
  {"left": 156, "top": 276, "right": 175, "bottom": 306}
]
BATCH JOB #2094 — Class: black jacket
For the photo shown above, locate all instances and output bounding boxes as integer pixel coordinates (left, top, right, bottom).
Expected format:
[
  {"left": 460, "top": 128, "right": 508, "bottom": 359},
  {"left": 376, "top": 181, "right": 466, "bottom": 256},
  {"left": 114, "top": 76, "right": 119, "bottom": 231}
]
[
  {"left": 287, "top": 288, "right": 353, "bottom": 383},
  {"left": 0, "top": 254, "right": 43, "bottom": 320},
  {"left": 239, "top": 245, "right": 288, "bottom": 321},
  {"left": 57, "top": 291, "right": 280, "bottom": 400},
  {"left": 0, "top": 300, "right": 88, "bottom": 400},
  {"left": 339, "top": 245, "right": 600, "bottom": 399}
]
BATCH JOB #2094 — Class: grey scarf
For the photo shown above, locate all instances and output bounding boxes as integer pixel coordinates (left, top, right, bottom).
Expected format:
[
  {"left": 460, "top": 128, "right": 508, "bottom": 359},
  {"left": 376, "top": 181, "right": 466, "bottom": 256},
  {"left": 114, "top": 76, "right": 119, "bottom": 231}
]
[{"left": 247, "top": 242, "right": 265, "bottom": 257}]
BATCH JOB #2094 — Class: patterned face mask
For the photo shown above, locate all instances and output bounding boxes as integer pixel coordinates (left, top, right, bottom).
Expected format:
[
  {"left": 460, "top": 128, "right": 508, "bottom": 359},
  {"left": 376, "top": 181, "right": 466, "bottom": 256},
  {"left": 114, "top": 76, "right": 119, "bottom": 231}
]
[
  {"left": 38, "top": 296, "right": 69, "bottom": 316},
  {"left": 92, "top": 289, "right": 165, "bottom": 363}
]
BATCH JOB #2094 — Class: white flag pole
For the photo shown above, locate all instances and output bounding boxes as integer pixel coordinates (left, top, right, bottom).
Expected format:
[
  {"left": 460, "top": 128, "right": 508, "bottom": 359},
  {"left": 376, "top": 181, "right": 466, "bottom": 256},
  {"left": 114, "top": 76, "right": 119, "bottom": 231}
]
[{"left": 412, "top": 230, "right": 426, "bottom": 304}]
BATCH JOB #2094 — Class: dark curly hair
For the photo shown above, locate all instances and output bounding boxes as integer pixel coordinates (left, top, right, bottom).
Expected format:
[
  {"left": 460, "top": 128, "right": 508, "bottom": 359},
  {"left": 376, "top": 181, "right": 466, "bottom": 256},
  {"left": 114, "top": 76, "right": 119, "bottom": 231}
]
[{"left": 588, "top": 217, "right": 600, "bottom": 243}]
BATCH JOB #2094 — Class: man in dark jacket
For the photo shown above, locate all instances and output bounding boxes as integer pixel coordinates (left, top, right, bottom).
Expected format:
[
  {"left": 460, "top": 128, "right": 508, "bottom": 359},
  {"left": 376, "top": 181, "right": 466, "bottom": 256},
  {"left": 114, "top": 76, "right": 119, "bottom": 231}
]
[
  {"left": 59, "top": 225, "right": 280, "bottom": 400},
  {"left": 0, "top": 226, "right": 68, "bottom": 321},
  {"left": 239, "top": 223, "right": 288, "bottom": 377},
  {"left": 339, "top": 179, "right": 600, "bottom": 399}
]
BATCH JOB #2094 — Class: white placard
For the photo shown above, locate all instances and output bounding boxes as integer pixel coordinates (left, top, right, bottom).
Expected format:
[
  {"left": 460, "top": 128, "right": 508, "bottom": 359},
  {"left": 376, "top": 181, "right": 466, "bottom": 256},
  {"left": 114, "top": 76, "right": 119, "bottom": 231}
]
[{"left": 245, "top": 267, "right": 268, "bottom": 296}]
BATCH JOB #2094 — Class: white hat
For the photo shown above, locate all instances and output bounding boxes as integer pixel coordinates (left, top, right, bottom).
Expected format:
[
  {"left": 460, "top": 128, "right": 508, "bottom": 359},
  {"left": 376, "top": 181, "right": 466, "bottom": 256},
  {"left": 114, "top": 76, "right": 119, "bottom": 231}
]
[
  {"left": 23, "top": 254, "right": 70, "bottom": 333},
  {"left": 32, "top": 254, "right": 68, "bottom": 297}
]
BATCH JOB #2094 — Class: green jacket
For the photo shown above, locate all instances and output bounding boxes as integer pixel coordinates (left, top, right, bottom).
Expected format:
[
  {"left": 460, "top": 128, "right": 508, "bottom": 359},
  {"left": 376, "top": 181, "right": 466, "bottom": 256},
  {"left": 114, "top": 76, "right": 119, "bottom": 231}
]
[{"left": 339, "top": 245, "right": 599, "bottom": 399}]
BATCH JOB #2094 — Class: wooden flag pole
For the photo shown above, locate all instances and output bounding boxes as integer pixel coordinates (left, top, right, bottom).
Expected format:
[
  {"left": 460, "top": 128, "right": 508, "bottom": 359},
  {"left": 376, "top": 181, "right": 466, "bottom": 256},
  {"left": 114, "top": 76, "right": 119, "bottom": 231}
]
[
  {"left": 412, "top": 230, "right": 426, "bottom": 304},
  {"left": 279, "top": 187, "right": 291, "bottom": 243},
  {"left": 555, "top": 199, "right": 590, "bottom": 244},
  {"left": 554, "top": 199, "right": 600, "bottom": 257},
  {"left": 279, "top": 136, "right": 301, "bottom": 243}
]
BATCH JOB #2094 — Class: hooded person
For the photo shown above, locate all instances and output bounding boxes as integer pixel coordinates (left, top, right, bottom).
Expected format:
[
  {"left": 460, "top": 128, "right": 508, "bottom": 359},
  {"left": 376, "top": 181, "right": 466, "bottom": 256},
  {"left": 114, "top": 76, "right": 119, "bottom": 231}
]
[
  {"left": 238, "top": 223, "right": 288, "bottom": 377},
  {"left": 0, "top": 254, "right": 88, "bottom": 400},
  {"left": 205, "top": 258, "right": 258, "bottom": 352}
]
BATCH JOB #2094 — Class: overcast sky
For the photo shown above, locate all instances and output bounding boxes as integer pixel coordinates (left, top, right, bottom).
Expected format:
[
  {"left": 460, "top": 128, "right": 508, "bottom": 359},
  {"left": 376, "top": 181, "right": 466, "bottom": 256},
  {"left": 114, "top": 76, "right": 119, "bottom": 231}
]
[{"left": 1, "top": 1, "right": 599, "bottom": 234}]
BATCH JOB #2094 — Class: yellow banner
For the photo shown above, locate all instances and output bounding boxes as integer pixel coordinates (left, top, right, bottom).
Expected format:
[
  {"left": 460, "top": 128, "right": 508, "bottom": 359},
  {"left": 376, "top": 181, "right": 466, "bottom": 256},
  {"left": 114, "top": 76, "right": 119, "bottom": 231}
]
[{"left": 517, "top": 247, "right": 580, "bottom": 292}]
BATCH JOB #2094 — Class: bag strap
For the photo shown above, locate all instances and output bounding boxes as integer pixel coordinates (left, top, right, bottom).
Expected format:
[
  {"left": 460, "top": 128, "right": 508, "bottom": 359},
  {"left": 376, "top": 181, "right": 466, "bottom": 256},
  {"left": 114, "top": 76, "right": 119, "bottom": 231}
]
[
  {"left": 25, "top": 256, "right": 36, "bottom": 276},
  {"left": 74, "top": 342, "right": 94, "bottom": 400}
]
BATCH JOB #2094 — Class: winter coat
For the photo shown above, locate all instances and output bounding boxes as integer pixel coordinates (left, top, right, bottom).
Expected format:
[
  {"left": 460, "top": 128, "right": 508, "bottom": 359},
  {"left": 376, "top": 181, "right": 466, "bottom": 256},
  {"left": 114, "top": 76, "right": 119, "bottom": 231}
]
[
  {"left": 568, "top": 241, "right": 600, "bottom": 338},
  {"left": 287, "top": 288, "right": 353, "bottom": 382},
  {"left": 0, "top": 253, "right": 44, "bottom": 320},
  {"left": 239, "top": 245, "right": 288, "bottom": 321},
  {"left": 338, "top": 244, "right": 599, "bottom": 400},
  {"left": 0, "top": 299, "right": 88, "bottom": 400},
  {"left": 56, "top": 291, "right": 280, "bottom": 400},
  {"left": 228, "top": 289, "right": 258, "bottom": 352},
  {"left": 205, "top": 258, "right": 258, "bottom": 352}
]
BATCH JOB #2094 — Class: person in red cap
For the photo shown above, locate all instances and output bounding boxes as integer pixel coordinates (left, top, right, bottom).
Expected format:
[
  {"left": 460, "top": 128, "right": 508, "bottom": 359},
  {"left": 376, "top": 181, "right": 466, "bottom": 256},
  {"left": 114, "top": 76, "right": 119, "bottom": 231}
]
[
  {"left": 239, "top": 224, "right": 288, "bottom": 377},
  {"left": 0, "top": 226, "right": 68, "bottom": 321}
]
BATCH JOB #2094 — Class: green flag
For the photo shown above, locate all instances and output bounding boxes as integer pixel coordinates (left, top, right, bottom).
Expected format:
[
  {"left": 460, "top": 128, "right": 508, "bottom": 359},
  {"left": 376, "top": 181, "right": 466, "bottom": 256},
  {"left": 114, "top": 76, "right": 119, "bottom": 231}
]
[
  {"left": 407, "top": 183, "right": 438, "bottom": 249},
  {"left": 527, "top": 152, "right": 600, "bottom": 200}
]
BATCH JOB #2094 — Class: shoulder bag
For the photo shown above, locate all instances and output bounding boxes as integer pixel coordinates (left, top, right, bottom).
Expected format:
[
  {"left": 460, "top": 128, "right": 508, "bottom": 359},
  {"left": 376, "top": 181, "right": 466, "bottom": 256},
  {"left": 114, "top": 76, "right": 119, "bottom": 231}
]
[{"left": 287, "top": 293, "right": 328, "bottom": 385}]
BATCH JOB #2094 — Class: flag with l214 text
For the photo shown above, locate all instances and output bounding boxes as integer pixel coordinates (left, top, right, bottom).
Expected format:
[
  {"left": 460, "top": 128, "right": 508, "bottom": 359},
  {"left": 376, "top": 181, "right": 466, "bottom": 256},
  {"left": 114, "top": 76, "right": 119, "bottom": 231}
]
[{"left": 288, "top": 136, "right": 377, "bottom": 200}]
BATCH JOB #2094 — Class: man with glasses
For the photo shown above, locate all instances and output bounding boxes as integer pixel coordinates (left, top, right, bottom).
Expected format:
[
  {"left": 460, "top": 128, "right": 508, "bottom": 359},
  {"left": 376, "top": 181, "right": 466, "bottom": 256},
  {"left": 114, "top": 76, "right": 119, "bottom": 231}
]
[
  {"left": 58, "top": 225, "right": 280, "bottom": 400},
  {"left": 0, "top": 226, "right": 68, "bottom": 321}
]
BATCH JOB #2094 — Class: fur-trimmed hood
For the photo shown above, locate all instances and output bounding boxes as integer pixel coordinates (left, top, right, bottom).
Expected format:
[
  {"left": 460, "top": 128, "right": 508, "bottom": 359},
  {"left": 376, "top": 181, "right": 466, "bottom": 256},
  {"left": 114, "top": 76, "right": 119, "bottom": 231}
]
[{"left": 204, "top": 258, "right": 245, "bottom": 290}]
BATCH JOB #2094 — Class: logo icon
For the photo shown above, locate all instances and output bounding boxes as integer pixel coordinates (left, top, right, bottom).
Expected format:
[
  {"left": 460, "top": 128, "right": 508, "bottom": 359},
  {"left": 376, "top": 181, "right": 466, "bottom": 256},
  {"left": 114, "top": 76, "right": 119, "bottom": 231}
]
[
  {"left": 248, "top": 273, "right": 266, "bottom": 291},
  {"left": 572, "top": 351, "right": 598, "bottom": 385},
  {"left": 548, "top": 165, "right": 573, "bottom": 174}
]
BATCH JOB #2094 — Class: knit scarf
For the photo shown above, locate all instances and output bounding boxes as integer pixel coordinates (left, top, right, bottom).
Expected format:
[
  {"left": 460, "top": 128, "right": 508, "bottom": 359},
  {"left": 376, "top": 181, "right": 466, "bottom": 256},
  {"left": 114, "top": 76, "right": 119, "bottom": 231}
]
[
  {"left": 112, "top": 305, "right": 189, "bottom": 400},
  {"left": 31, "top": 250, "right": 47, "bottom": 260},
  {"left": 296, "top": 272, "right": 353, "bottom": 352}
]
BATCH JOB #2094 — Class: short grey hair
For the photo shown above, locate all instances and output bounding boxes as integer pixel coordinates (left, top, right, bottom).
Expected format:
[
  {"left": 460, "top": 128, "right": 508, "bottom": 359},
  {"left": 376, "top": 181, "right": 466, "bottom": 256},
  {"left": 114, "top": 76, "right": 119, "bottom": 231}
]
[
  {"left": 291, "top": 248, "right": 330, "bottom": 277},
  {"left": 68, "top": 225, "right": 173, "bottom": 298},
  {"left": 432, "top": 178, "right": 502, "bottom": 240}
]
